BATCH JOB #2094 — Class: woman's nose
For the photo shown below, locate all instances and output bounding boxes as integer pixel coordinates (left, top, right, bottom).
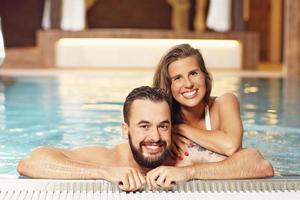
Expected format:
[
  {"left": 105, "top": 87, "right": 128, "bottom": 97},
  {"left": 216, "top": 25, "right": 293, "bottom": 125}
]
[{"left": 184, "top": 78, "right": 193, "bottom": 88}]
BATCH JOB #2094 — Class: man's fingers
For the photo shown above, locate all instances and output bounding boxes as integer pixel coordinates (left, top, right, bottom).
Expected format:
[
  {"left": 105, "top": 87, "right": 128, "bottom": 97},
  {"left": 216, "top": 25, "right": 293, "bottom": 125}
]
[
  {"left": 147, "top": 169, "right": 160, "bottom": 188},
  {"left": 138, "top": 171, "right": 146, "bottom": 186},
  {"left": 132, "top": 170, "right": 143, "bottom": 190},
  {"left": 164, "top": 177, "right": 176, "bottom": 188},
  {"left": 128, "top": 170, "right": 140, "bottom": 191},
  {"left": 155, "top": 172, "right": 167, "bottom": 187},
  {"left": 118, "top": 175, "right": 129, "bottom": 191}
]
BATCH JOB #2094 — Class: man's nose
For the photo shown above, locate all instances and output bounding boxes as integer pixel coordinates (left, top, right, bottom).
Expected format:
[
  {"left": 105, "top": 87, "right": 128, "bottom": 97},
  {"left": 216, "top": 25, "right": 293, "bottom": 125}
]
[{"left": 149, "top": 128, "right": 161, "bottom": 142}]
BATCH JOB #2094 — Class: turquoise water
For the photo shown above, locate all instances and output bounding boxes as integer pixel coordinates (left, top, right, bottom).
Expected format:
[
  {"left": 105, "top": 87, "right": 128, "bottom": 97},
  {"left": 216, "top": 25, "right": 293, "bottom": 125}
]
[{"left": 0, "top": 73, "right": 299, "bottom": 176}]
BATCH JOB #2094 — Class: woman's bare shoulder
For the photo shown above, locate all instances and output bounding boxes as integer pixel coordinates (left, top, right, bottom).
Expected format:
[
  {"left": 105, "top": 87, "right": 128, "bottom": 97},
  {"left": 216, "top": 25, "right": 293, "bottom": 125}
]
[{"left": 213, "top": 93, "right": 240, "bottom": 108}]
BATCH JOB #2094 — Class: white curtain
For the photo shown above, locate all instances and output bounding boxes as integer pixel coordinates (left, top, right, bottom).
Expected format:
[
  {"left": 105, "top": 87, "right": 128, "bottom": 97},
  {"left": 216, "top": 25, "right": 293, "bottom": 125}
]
[
  {"left": 41, "top": 0, "right": 51, "bottom": 30},
  {"left": 206, "top": 0, "right": 232, "bottom": 32},
  {"left": 0, "top": 17, "right": 5, "bottom": 65},
  {"left": 61, "top": 0, "right": 85, "bottom": 31},
  {"left": 42, "top": 0, "right": 85, "bottom": 31}
]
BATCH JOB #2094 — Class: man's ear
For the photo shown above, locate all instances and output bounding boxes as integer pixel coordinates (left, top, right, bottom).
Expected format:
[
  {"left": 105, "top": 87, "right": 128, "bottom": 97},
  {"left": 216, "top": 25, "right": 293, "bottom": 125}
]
[{"left": 121, "top": 122, "right": 129, "bottom": 139}]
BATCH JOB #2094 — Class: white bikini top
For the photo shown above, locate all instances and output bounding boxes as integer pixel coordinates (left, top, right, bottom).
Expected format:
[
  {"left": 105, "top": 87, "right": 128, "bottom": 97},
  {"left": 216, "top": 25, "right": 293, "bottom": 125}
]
[
  {"left": 204, "top": 105, "right": 212, "bottom": 131},
  {"left": 183, "top": 105, "right": 226, "bottom": 163}
]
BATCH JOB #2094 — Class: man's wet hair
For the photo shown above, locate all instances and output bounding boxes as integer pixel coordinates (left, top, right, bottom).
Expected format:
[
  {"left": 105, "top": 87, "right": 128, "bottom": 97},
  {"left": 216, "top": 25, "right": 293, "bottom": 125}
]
[{"left": 123, "top": 86, "right": 172, "bottom": 124}]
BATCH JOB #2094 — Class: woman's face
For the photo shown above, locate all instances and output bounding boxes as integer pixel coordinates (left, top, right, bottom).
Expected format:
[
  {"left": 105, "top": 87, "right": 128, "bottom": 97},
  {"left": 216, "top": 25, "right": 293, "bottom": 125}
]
[{"left": 168, "top": 56, "right": 206, "bottom": 108}]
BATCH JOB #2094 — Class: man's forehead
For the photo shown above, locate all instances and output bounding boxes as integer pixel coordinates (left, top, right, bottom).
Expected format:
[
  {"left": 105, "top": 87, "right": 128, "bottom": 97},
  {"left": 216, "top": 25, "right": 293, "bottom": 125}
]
[
  {"left": 131, "top": 99, "right": 169, "bottom": 109},
  {"left": 129, "top": 99, "right": 170, "bottom": 122}
]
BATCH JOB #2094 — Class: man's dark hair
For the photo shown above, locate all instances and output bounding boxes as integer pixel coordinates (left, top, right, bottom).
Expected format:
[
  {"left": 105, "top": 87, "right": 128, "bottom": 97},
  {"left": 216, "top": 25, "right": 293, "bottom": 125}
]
[{"left": 123, "top": 86, "right": 172, "bottom": 124}]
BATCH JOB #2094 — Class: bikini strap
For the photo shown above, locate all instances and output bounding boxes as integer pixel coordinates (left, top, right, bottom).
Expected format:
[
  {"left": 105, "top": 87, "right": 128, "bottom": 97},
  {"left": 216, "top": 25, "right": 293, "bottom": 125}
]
[{"left": 205, "top": 105, "right": 212, "bottom": 131}]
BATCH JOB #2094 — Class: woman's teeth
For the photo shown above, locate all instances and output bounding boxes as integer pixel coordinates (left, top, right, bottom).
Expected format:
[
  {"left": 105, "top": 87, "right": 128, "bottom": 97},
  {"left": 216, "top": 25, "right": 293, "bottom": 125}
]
[{"left": 182, "top": 90, "right": 197, "bottom": 98}]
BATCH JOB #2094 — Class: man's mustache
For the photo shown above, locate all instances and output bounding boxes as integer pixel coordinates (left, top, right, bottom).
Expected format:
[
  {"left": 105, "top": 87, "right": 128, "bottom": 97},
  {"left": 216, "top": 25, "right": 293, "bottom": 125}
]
[{"left": 140, "top": 140, "right": 166, "bottom": 147}]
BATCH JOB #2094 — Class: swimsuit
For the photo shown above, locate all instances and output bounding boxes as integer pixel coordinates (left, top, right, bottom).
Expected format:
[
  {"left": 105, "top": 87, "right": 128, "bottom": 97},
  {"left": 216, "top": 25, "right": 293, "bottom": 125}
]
[{"left": 187, "top": 105, "right": 226, "bottom": 162}]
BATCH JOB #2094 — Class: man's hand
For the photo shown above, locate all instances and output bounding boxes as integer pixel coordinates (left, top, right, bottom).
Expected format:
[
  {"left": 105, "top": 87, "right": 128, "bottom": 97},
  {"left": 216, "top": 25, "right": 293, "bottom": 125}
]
[
  {"left": 146, "top": 166, "right": 190, "bottom": 189},
  {"left": 105, "top": 167, "right": 146, "bottom": 192}
]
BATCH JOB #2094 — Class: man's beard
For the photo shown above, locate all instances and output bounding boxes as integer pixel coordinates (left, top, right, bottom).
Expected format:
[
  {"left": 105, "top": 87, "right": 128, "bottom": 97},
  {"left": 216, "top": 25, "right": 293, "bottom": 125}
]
[{"left": 128, "top": 134, "right": 169, "bottom": 169}]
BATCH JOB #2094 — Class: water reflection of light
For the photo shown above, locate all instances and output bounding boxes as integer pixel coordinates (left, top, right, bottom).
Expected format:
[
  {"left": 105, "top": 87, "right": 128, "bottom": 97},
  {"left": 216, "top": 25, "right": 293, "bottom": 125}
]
[
  {"left": 245, "top": 111, "right": 255, "bottom": 118},
  {"left": 0, "top": 93, "right": 5, "bottom": 130},
  {"left": 243, "top": 85, "right": 258, "bottom": 93},
  {"left": 244, "top": 104, "right": 257, "bottom": 110},
  {"left": 244, "top": 111, "right": 256, "bottom": 124},
  {"left": 212, "top": 77, "right": 241, "bottom": 96},
  {"left": 81, "top": 104, "right": 122, "bottom": 111},
  {"left": 262, "top": 112, "right": 278, "bottom": 125}
]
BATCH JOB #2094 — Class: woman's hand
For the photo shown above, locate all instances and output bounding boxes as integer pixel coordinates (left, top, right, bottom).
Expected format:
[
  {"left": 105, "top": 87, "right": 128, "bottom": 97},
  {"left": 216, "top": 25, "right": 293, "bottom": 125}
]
[{"left": 170, "top": 125, "right": 194, "bottom": 160}]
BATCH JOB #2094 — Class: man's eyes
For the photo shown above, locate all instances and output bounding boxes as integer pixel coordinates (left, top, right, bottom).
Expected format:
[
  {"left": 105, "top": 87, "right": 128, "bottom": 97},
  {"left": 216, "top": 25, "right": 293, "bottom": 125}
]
[
  {"left": 159, "top": 124, "right": 169, "bottom": 131},
  {"left": 140, "top": 125, "right": 150, "bottom": 129}
]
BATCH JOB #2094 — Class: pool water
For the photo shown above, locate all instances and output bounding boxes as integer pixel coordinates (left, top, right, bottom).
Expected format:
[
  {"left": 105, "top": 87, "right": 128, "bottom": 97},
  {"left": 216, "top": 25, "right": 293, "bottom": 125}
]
[{"left": 0, "top": 72, "right": 299, "bottom": 176}]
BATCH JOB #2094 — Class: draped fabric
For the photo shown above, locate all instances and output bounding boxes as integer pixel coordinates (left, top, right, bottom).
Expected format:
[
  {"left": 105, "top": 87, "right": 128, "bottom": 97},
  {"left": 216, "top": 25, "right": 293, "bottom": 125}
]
[
  {"left": 0, "top": 17, "right": 5, "bottom": 65},
  {"left": 206, "top": 0, "right": 232, "bottom": 32},
  {"left": 61, "top": 0, "right": 85, "bottom": 31},
  {"left": 42, "top": 0, "right": 85, "bottom": 31},
  {"left": 41, "top": 0, "right": 51, "bottom": 30}
]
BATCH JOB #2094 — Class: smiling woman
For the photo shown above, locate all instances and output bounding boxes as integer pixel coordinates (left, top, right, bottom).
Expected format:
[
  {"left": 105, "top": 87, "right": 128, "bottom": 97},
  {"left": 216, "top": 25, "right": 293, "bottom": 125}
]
[{"left": 153, "top": 43, "right": 243, "bottom": 159}]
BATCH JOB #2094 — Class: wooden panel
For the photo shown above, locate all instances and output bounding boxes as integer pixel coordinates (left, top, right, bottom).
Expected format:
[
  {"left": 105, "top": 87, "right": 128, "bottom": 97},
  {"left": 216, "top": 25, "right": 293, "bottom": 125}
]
[
  {"left": 284, "top": 0, "right": 300, "bottom": 77},
  {"left": 232, "top": 0, "right": 246, "bottom": 31},
  {"left": 87, "top": 0, "right": 171, "bottom": 29},
  {"left": 0, "top": 0, "right": 44, "bottom": 46},
  {"left": 37, "top": 29, "right": 259, "bottom": 69},
  {"left": 247, "top": 0, "right": 270, "bottom": 61}
]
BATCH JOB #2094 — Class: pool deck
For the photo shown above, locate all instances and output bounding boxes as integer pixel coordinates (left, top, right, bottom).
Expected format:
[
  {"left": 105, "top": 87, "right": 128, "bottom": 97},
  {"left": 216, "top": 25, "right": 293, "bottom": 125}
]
[{"left": 0, "top": 178, "right": 299, "bottom": 200}]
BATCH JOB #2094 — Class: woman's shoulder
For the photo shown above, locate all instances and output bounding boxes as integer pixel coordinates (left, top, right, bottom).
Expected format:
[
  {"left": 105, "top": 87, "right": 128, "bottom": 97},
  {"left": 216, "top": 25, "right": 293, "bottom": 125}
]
[{"left": 210, "top": 93, "right": 240, "bottom": 109}]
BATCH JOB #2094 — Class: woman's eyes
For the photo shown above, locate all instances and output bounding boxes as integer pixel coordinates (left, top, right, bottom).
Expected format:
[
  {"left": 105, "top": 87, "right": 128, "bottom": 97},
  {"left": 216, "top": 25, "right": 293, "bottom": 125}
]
[
  {"left": 172, "top": 76, "right": 181, "bottom": 81},
  {"left": 191, "top": 71, "right": 199, "bottom": 76},
  {"left": 172, "top": 72, "right": 200, "bottom": 81}
]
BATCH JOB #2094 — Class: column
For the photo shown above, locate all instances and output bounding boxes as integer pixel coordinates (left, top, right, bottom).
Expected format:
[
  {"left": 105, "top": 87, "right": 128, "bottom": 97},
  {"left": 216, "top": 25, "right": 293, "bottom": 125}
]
[{"left": 284, "top": 0, "right": 300, "bottom": 77}]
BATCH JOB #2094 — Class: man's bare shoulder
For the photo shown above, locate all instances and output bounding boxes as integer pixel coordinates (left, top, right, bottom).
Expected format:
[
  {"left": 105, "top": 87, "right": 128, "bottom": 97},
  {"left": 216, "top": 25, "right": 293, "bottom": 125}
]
[{"left": 69, "top": 143, "right": 127, "bottom": 164}]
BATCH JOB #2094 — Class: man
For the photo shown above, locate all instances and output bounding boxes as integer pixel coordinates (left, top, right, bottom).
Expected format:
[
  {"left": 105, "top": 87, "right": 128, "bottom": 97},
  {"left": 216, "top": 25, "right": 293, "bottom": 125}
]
[{"left": 17, "top": 86, "right": 274, "bottom": 192}]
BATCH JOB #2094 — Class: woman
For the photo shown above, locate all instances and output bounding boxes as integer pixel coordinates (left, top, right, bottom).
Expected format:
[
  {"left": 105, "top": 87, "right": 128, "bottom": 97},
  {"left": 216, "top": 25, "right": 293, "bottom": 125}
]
[{"left": 153, "top": 44, "right": 243, "bottom": 162}]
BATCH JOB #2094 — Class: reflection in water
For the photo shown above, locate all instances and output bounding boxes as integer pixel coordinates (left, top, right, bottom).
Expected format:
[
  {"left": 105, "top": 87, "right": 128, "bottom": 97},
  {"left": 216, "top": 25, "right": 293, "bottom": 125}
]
[{"left": 283, "top": 78, "right": 300, "bottom": 128}]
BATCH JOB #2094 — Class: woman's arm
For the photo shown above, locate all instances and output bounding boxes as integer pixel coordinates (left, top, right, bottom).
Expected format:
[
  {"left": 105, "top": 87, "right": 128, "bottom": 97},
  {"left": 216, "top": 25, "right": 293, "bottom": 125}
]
[
  {"left": 177, "top": 93, "right": 243, "bottom": 156},
  {"left": 146, "top": 148, "right": 274, "bottom": 189}
]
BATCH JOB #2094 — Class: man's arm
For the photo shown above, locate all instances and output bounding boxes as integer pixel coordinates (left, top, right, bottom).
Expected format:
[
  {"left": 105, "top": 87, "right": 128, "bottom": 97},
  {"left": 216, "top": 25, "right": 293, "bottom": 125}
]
[
  {"left": 147, "top": 148, "right": 274, "bottom": 188},
  {"left": 17, "top": 146, "right": 110, "bottom": 179},
  {"left": 17, "top": 146, "right": 146, "bottom": 191}
]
